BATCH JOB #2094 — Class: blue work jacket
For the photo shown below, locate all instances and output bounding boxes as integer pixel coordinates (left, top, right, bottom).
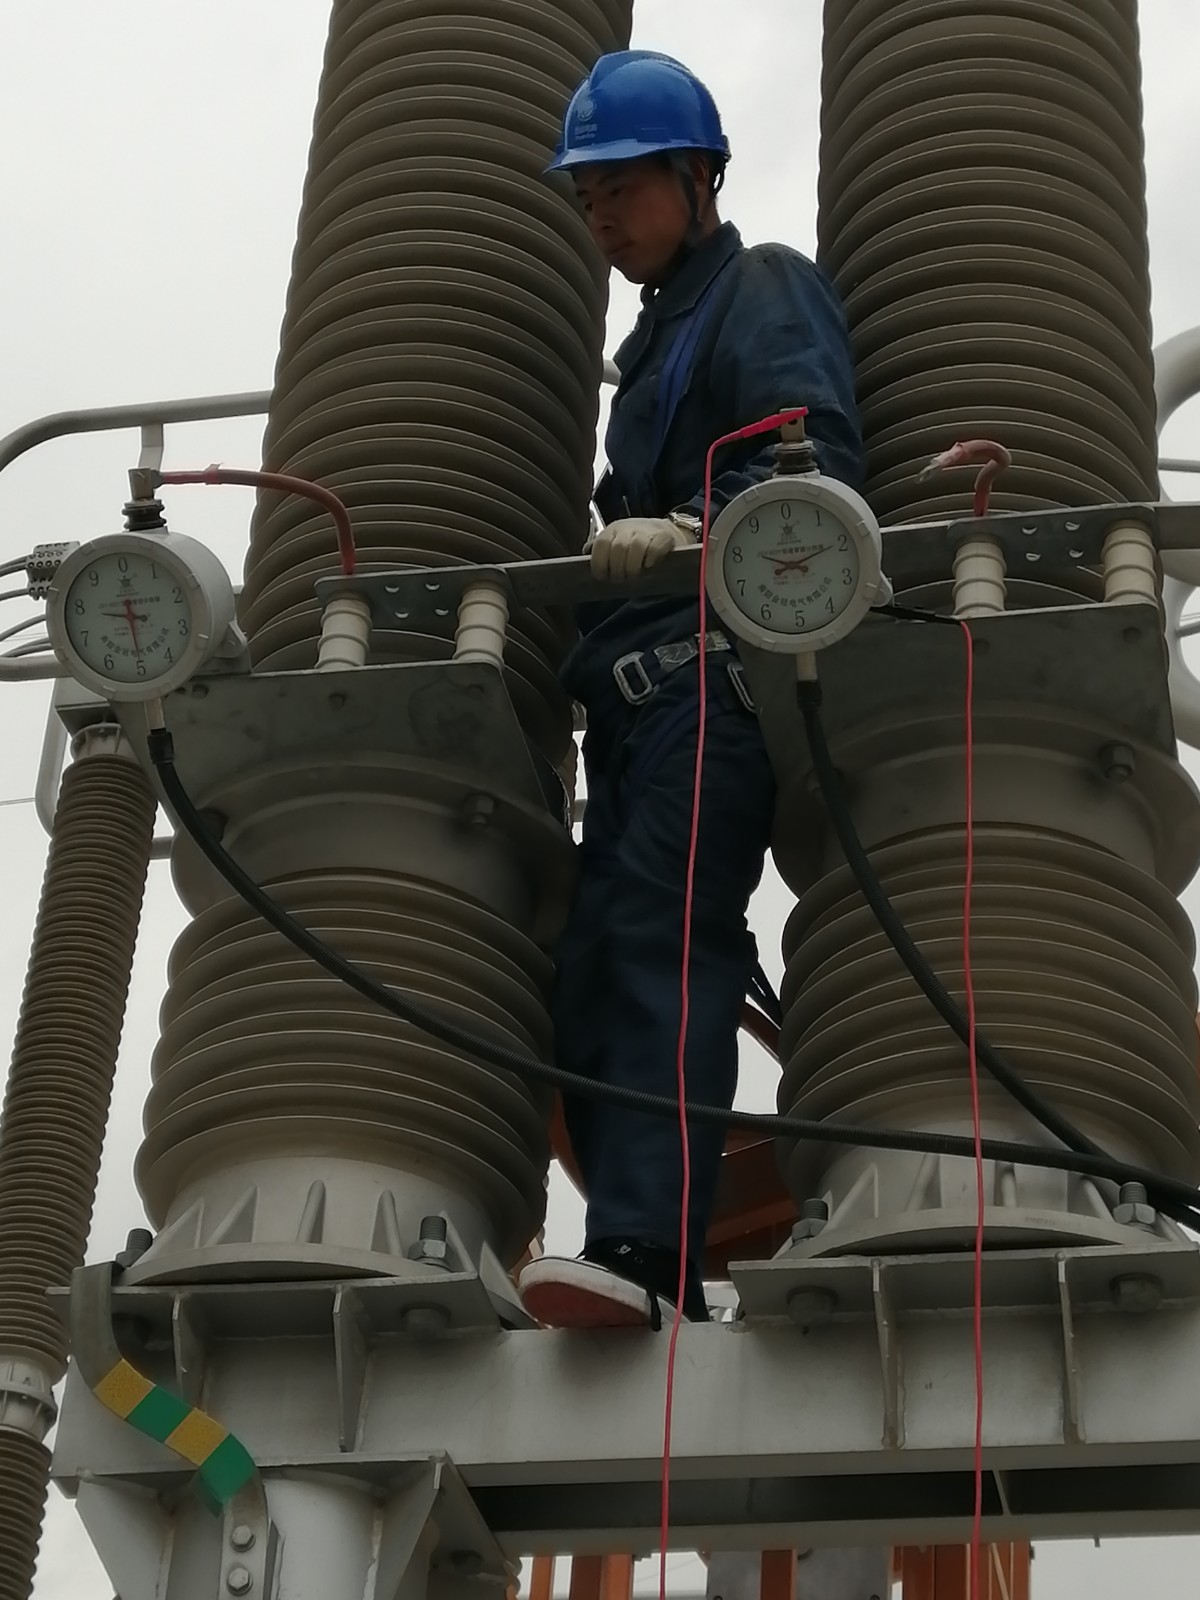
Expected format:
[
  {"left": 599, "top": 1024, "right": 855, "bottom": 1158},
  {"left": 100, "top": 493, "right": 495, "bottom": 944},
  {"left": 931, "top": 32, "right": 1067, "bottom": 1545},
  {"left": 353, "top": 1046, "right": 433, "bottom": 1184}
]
[{"left": 564, "top": 222, "right": 864, "bottom": 694}]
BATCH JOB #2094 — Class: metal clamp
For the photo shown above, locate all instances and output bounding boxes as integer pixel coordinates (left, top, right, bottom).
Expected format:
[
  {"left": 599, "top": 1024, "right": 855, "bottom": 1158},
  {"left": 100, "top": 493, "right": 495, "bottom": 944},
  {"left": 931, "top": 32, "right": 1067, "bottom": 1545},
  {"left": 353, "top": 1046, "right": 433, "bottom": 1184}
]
[{"left": 0, "top": 1354, "right": 57, "bottom": 1441}]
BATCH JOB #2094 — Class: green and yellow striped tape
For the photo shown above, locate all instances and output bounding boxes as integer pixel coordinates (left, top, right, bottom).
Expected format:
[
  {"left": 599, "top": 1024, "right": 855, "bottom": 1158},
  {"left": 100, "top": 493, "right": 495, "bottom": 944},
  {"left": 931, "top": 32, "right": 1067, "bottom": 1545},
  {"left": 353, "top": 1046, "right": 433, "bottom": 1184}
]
[
  {"left": 90, "top": 1356, "right": 256, "bottom": 1512},
  {"left": 72, "top": 1263, "right": 260, "bottom": 1516}
]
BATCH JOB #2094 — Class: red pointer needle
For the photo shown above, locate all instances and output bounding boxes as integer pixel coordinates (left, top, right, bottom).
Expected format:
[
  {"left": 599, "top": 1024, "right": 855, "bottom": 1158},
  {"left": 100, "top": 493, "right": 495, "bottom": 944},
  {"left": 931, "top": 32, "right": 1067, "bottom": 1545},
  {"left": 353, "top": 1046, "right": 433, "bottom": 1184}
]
[
  {"left": 771, "top": 544, "right": 833, "bottom": 577},
  {"left": 122, "top": 598, "right": 141, "bottom": 657}
]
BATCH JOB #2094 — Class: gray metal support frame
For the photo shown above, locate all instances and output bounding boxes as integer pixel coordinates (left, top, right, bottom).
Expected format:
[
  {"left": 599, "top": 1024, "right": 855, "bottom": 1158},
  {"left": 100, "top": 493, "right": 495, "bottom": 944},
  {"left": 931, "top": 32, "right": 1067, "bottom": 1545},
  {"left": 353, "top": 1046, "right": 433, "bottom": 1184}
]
[{"left": 52, "top": 1242, "right": 1200, "bottom": 1564}]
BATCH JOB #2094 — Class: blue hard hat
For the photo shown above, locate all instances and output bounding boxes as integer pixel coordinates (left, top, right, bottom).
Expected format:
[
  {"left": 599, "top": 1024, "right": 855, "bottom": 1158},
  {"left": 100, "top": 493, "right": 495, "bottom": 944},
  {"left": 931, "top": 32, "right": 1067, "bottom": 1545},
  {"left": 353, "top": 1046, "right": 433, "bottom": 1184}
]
[{"left": 548, "top": 50, "right": 731, "bottom": 173}]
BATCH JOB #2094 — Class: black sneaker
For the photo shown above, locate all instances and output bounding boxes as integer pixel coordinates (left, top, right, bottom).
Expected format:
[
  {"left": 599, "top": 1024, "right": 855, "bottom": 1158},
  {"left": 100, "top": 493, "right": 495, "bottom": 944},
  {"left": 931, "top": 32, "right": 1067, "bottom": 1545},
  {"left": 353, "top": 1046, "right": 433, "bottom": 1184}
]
[{"left": 519, "top": 1237, "right": 709, "bottom": 1330}]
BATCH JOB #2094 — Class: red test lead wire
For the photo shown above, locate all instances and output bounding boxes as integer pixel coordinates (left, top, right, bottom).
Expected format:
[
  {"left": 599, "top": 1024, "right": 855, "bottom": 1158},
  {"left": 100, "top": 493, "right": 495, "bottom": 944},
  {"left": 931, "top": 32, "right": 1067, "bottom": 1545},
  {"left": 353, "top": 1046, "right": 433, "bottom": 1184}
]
[
  {"left": 157, "top": 465, "right": 357, "bottom": 576},
  {"left": 658, "top": 407, "right": 809, "bottom": 1600},
  {"left": 919, "top": 436, "right": 1010, "bottom": 1597},
  {"left": 959, "top": 618, "right": 984, "bottom": 1598},
  {"left": 918, "top": 439, "right": 1013, "bottom": 521}
]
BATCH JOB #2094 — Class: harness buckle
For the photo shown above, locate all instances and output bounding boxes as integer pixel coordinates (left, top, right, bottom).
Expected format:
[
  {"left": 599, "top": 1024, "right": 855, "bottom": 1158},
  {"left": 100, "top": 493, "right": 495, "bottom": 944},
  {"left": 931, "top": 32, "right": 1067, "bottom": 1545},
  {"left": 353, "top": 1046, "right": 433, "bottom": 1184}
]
[{"left": 612, "top": 651, "right": 656, "bottom": 705}]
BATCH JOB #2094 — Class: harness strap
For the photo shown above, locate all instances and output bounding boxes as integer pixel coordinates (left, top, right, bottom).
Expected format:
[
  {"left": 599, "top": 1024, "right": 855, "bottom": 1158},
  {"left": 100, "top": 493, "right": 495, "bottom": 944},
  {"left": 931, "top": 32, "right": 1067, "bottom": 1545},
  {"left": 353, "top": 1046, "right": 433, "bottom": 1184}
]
[{"left": 651, "top": 254, "right": 739, "bottom": 464}]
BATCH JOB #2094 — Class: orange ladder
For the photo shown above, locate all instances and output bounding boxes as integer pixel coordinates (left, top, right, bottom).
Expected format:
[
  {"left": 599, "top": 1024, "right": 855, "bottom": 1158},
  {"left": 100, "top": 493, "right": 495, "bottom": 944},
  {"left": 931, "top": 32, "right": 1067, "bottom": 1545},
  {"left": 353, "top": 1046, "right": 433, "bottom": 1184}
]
[
  {"left": 525, "top": 1545, "right": 1032, "bottom": 1599},
  {"left": 895, "top": 1546, "right": 1031, "bottom": 1600}
]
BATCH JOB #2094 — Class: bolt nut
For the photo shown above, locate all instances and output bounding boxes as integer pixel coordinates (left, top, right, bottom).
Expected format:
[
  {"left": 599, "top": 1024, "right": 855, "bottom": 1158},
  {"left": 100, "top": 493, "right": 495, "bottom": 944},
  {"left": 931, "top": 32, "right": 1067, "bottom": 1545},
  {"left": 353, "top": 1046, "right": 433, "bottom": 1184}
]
[
  {"left": 1099, "top": 741, "right": 1135, "bottom": 783},
  {"left": 230, "top": 1525, "right": 255, "bottom": 1552},
  {"left": 1113, "top": 1182, "right": 1156, "bottom": 1230},
  {"left": 408, "top": 1237, "right": 450, "bottom": 1266},
  {"left": 787, "top": 1288, "right": 838, "bottom": 1331},
  {"left": 115, "top": 1227, "right": 154, "bottom": 1269},
  {"left": 447, "top": 1550, "right": 485, "bottom": 1577},
  {"left": 408, "top": 1216, "right": 453, "bottom": 1268},
  {"left": 1110, "top": 1274, "right": 1164, "bottom": 1314},
  {"left": 791, "top": 1200, "right": 830, "bottom": 1245},
  {"left": 402, "top": 1303, "right": 452, "bottom": 1337},
  {"left": 227, "top": 1566, "right": 253, "bottom": 1595}
]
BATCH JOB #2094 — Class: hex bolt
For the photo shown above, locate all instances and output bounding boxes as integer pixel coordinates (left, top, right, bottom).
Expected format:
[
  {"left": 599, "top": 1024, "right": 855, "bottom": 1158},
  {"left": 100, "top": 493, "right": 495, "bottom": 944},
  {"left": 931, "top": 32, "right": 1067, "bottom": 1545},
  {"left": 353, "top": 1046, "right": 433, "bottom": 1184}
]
[
  {"left": 115, "top": 1227, "right": 154, "bottom": 1269},
  {"left": 1110, "top": 1274, "right": 1164, "bottom": 1314},
  {"left": 791, "top": 1198, "right": 830, "bottom": 1244},
  {"left": 408, "top": 1214, "right": 452, "bottom": 1269},
  {"left": 230, "top": 1525, "right": 255, "bottom": 1552},
  {"left": 227, "top": 1567, "right": 253, "bottom": 1595},
  {"left": 1099, "top": 741, "right": 1135, "bottom": 783},
  {"left": 1113, "top": 1182, "right": 1157, "bottom": 1230},
  {"left": 787, "top": 1288, "right": 838, "bottom": 1331}
]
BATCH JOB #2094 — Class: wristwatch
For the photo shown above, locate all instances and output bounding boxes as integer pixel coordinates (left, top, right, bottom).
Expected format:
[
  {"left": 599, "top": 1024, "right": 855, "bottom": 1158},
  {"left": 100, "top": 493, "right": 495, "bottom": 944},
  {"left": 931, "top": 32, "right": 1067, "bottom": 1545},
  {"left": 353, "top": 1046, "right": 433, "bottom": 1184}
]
[{"left": 668, "top": 510, "right": 703, "bottom": 540}]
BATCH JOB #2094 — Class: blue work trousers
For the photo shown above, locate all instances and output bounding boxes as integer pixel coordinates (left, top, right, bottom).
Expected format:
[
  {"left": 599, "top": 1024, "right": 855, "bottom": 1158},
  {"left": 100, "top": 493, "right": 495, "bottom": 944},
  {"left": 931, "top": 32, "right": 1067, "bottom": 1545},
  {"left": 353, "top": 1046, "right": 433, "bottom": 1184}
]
[{"left": 553, "top": 658, "right": 776, "bottom": 1269}]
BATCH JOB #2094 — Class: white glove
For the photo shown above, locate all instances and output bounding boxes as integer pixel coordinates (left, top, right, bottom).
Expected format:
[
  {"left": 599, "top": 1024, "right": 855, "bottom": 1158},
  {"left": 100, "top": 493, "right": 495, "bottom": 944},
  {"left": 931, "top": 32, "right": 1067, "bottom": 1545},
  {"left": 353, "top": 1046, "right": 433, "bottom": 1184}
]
[{"left": 589, "top": 516, "right": 695, "bottom": 582}]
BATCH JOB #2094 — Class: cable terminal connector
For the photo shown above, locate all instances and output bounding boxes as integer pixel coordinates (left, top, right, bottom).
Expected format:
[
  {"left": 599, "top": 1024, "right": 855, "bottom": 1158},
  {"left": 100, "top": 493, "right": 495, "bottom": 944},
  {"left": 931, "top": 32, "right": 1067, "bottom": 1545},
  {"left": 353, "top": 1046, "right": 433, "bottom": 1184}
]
[
  {"left": 772, "top": 409, "right": 818, "bottom": 477},
  {"left": 123, "top": 468, "right": 170, "bottom": 532},
  {"left": 25, "top": 542, "right": 81, "bottom": 599}
]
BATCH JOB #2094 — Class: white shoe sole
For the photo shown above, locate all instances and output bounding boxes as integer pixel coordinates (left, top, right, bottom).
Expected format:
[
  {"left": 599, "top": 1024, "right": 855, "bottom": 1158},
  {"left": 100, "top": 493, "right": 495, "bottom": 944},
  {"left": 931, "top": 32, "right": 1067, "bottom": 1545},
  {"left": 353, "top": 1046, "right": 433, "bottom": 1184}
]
[{"left": 519, "top": 1256, "right": 676, "bottom": 1330}]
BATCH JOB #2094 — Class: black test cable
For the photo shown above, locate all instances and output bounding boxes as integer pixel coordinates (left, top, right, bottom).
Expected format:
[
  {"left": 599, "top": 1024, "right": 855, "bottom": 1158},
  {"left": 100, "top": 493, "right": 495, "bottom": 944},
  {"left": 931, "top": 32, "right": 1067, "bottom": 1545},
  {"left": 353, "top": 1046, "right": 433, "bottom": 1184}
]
[{"left": 146, "top": 722, "right": 1200, "bottom": 1229}]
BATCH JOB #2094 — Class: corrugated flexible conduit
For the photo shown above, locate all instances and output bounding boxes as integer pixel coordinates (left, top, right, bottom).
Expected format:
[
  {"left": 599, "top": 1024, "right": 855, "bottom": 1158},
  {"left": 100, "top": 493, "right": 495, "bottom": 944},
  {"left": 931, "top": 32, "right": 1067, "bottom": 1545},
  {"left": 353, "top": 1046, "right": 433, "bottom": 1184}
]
[{"left": 0, "top": 728, "right": 156, "bottom": 1600}]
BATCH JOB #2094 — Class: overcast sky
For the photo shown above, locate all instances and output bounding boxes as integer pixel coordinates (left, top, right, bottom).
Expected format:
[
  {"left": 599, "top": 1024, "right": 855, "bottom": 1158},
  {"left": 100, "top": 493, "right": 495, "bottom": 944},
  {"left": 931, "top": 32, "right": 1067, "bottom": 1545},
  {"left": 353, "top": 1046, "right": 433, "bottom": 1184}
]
[{"left": 3, "top": 3, "right": 1200, "bottom": 1597}]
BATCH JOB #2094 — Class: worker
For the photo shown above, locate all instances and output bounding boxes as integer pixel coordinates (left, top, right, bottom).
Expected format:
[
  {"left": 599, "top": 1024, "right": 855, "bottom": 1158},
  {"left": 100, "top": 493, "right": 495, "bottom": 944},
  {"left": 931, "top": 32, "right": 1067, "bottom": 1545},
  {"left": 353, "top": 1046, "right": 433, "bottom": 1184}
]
[{"left": 519, "top": 50, "right": 864, "bottom": 1329}]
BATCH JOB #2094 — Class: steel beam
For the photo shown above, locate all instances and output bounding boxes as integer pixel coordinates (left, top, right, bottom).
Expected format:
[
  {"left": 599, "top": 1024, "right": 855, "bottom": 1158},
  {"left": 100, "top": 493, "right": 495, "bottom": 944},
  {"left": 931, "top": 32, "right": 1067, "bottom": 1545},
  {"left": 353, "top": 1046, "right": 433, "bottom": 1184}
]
[
  {"left": 313, "top": 500, "right": 1200, "bottom": 626},
  {"left": 51, "top": 1243, "right": 1200, "bottom": 1553}
]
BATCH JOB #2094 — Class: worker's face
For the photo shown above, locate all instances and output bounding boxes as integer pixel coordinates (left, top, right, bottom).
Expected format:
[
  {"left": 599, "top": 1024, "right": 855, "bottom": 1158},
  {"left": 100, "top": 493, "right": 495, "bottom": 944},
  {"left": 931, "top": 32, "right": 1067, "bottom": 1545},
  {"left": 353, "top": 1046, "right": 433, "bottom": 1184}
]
[{"left": 574, "top": 156, "right": 710, "bottom": 285}]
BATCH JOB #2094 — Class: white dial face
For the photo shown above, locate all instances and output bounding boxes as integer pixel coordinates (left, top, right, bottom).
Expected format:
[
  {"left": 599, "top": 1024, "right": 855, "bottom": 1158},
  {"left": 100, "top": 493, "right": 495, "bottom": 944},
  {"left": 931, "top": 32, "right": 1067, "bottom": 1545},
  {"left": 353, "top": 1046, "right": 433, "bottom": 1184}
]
[
  {"left": 63, "top": 550, "right": 194, "bottom": 685},
  {"left": 722, "top": 495, "right": 861, "bottom": 636}
]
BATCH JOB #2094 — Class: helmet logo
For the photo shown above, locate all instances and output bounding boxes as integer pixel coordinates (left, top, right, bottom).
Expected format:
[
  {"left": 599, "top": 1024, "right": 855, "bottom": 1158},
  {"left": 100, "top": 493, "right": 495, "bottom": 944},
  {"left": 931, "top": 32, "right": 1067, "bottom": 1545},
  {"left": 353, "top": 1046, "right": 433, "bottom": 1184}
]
[{"left": 574, "top": 88, "right": 597, "bottom": 137}]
